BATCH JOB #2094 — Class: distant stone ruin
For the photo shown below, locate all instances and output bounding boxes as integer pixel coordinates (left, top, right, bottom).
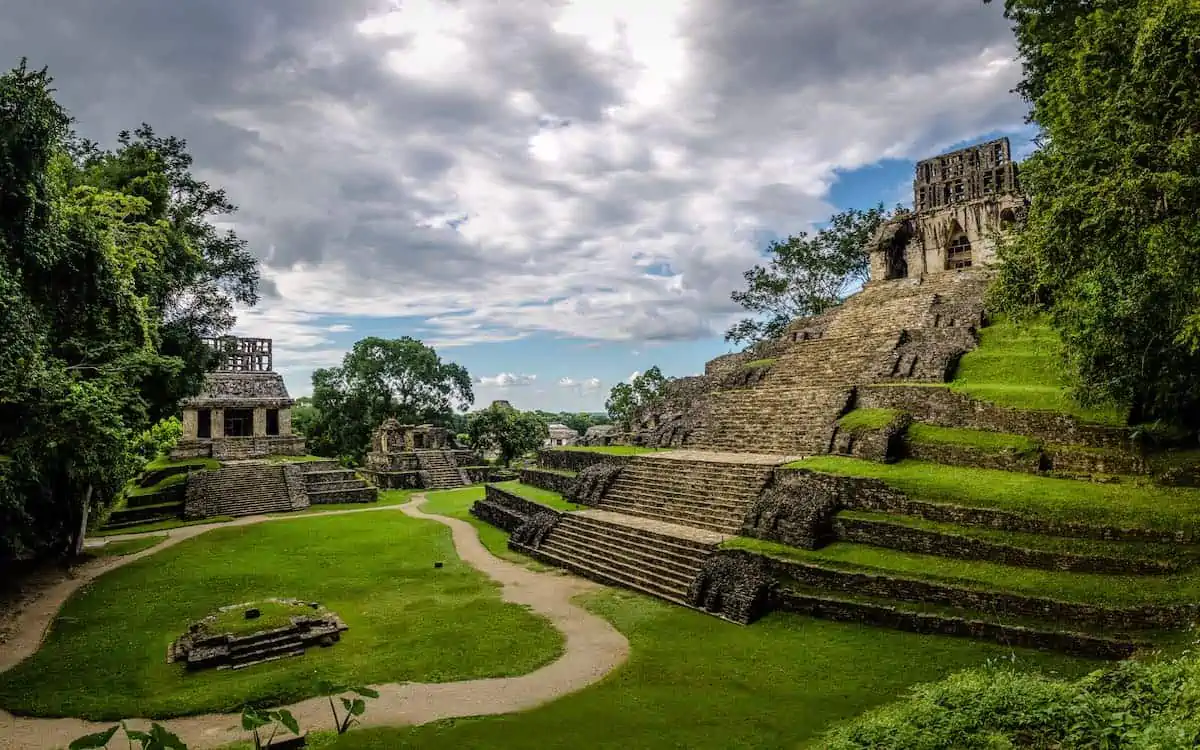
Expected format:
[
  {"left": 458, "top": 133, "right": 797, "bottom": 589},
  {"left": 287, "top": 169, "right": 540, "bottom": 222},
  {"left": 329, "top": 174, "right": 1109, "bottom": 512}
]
[
  {"left": 172, "top": 337, "right": 306, "bottom": 461},
  {"left": 168, "top": 598, "right": 347, "bottom": 671},
  {"left": 361, "top": 418, "right": 481, "bottom": 489},
  {"left": 867, "top": 137, "right": 1027, "bottom": 281}
]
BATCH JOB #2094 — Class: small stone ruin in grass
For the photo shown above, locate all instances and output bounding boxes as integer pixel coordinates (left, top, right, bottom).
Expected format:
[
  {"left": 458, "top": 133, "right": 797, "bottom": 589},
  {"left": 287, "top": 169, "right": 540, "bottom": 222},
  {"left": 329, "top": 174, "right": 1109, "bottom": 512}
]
[{"left": 168, "top": 598, "right": 348, "bottom": 671}]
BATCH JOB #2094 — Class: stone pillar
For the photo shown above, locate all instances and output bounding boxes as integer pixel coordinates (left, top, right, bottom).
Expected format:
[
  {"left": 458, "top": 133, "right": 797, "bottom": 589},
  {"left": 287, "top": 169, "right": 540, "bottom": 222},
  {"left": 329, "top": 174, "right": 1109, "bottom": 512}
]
[
  {"left": 279, "top": 408, "right": 293, "bottom": 436},
  {"left": 253, "top": 407, "right": 267, "bottom": 437},
  {"left": 181, "top": 409, "right": 198, "bottom": 439},
  {"left": 212, "top": 409, "right": 225, "bottom": 439}
]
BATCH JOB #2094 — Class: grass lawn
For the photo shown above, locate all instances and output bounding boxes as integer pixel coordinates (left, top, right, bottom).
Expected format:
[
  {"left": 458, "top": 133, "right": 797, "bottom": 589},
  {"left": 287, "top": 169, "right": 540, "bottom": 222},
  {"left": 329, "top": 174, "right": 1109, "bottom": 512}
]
[
  {"left": 722, "top": 536, "right": 1200, "bottom": 609},
  {"left": 838, "top": 409, "right": 901, "bottom": 433},
  {"left": 84, "top": 535, "right": 168, "bottom": 558},
  {"left": 835, "top": 510, "right": 1199, "bottom": 564},
  {"left": 275, "top": 590, "right": 1098, "bottom": 750},
  {"left": 947, "top": 317, "right": 1126, "bottom": 426},
  {"left": 0, "top": 510, "right": 562, "bottom": 720},
  {"left": 280, "top": 489, "right": 419, "bottom": 515},
  {"left": 548, "top": 446, "right": 667, "bottom": 455},
  {"left": 786, "top": 457, "right": 1200, "bottom": 535},
  {"left": 91, "top": 516, "right": 237, "bottom": 537},
  {"left": 905, "top": 424, "right": 1040, "bottom": 455},
  {"left": 125, "top": 471, "right": 189, "bottom": 498},
  {"left": 144, "top": 455, "right": 221, "bottom": 472},
  {"left": 490, "top": 481, "right": 584, "bottom": 512},
  {"left": 420, "top": 487, "right": 550, "bottom": 569}
]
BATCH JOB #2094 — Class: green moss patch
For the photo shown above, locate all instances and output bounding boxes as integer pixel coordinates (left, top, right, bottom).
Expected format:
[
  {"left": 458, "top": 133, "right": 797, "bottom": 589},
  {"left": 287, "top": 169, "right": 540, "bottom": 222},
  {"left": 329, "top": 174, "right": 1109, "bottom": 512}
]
[
  {"left": 490, "top": 480, "right": 585, "bottom": 512},
  {"left": 722, "top": 537, "right": 1200, "bottom": 609},
  {"left": 906, "top": 424, "right": 1040, "bottom": 455},
  {"left": 784, "top": 457, "right": 1200, "bottom": 535},
  {"left": 742, "top": 357, "right": 777, "bottom": 369},
  {"left": 838, "top": 409, "right": 902, "bottom": 434},
  {"left": 948, "top": 317, "right": 1126, "bottom": 425},
  {"left": 144, "top": 455, "right": 221, "bottom": 472}
]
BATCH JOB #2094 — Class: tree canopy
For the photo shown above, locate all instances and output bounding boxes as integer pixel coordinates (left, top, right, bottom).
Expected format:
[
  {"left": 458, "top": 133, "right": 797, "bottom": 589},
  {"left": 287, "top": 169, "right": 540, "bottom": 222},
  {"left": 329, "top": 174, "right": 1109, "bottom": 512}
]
[
  {"left": 725, "top": 204, "right": 892, "bottom": 345},
  {"left": 0, "top": 61, "right": 259, "bottom": 561},
  {"left": 467, "top": 402, "right": 548, "bottom": 466},
  {"left": 606, "top": 367, "right": 667, "bottom": 428},
  {"left": 305, "top": 337, "right": 473, "bottom": 463},
  {"left": 985, "top": 0, "right": 1200, "bottom": 426}
]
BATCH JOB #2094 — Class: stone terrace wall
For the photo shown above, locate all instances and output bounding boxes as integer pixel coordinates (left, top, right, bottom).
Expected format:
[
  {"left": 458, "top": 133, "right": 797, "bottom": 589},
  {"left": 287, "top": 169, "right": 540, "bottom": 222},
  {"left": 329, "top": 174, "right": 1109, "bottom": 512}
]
[
  {"left": 520, "top": 467, "right": 576, "bottom": 495},
  {"left": 537, "top": 449, "right": 635, "bottom": 472},
  {"left": 859, "top": 385, "right": 1130, "bottom": 449},
  {"left": 211, "top": 436, "right": 306, "bottom": 460}
]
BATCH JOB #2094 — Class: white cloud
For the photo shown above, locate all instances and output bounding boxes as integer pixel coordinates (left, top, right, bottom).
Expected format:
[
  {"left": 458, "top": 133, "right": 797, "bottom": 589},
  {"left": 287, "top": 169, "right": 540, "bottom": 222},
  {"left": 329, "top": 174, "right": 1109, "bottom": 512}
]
[
  {"left": 477, "top": 372, "right": 538, "bottom": 388},
  {"left": 558, "top": 376, "right": 603, "bottom": 392},
  {"left": 327, "top": 323, "right": 353, "bottom": 332}
]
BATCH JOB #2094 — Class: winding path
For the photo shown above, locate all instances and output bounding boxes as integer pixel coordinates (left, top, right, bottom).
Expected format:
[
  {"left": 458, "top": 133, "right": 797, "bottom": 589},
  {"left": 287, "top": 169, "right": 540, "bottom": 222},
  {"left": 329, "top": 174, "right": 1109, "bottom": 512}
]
[{"left": 0, "top": 497, "right": 630, "bottom": 749}]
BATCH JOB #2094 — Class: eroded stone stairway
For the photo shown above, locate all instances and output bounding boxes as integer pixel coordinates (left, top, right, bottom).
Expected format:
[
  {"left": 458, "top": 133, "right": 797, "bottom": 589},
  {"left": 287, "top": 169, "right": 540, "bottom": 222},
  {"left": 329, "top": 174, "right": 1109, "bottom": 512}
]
[{"left": 415, "top": 449, "right": 469, "bottom": 489}]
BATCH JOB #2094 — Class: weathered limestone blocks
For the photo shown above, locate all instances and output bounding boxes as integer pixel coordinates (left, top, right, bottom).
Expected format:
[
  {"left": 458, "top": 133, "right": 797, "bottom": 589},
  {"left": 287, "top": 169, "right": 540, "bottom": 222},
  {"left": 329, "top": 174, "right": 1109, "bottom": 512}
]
[
  {"left": 688, "top": 550, "right": 775, "bottom": 624},
  {"left": 519, "top": 467, "right": 577, "bottom": 496},
  {"left": 537, "top": 449, "right": 635, "bottom": 472},
  {"left": 566, "top": 463, "right": 624, "bottom": 506},
  {"left": 742, "top": 470, "right": 846, "bottom": 549},
  {"left": 903, "top": 439, "right": 1042, "bottom": 474},
  {"left": 831, "top": 412, "right": 911, "bottom": 463}
]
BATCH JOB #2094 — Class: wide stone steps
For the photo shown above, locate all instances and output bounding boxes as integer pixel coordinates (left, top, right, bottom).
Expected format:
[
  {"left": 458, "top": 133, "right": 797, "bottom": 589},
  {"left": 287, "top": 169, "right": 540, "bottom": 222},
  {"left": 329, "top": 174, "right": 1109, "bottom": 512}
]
[
  {"left": 603, "top": 486, "right": 751, "bottom": 514},
  {"left": 611, "top": 476, "right": 765, "bottom": 497},
  {"left": 308, "top": 487, "right": 376, "bottom": 504},
  {"left": 414, "top": 449, "right": 469, "bottom": 489},
  {"left": 303, "top": 467, "right": 377, "bottom": 504},
  {"left": 534, "top": 515, "right": 712, "bottom": 604},
  {"left": 596, "top": 498, "right": 743, "bottom": 534}
]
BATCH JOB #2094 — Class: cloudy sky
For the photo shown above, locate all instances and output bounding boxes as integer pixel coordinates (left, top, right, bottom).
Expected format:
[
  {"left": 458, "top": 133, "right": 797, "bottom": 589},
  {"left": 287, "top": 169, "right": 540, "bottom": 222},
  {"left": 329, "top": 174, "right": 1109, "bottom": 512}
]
[{"left": 2, "top": 0, "right": 1034, "bottom": 413}]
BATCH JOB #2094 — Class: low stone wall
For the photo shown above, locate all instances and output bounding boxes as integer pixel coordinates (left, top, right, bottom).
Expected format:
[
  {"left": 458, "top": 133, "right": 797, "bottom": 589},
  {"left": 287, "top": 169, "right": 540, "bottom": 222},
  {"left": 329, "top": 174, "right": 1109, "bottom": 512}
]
[
  {"left": 520, "top": 467, "right": 576, "bottom": 495},
  {"left": 775, "top": 588, "right": 1139, "bottom": 659},
  {"left": 449, "top": 449, "right": 480, "bottom": 467},
  {"left": 361, "top": 469, "right": 424, "bottom": 490},
  {"left": 1046, "top": 447, "right": 1146, "bottom": 477},
  {"left": 169, "top": 441, "right": 213, "bottom": 460},
  {"left": 776, "top": 468, "right": 1192, "bottom": 543},
  {"left": 183, "top": 471, "right": 216, "bottom": 519},
  {"left": 537, "top": 449, "right": 634, "bottom": 472},
  {"left": 859, "top": 385, "right": 1130, "bottom": 449},
  {"left": 462, "top": 466, "right": 493, "bottom": 484},
  {"left": 831, "top": 413, "right": 911, "bottom": 463},
  {"left": 210, "top": 436, "right": 306, "bottom": 460},
  {"left": 742, "top": 471, "right": 843, "bottom": 549},
  {"left": 832, "top": 516, "right": 1179, "bottom": 575},
  {"left": 761, "top": 553, "right": 1193, "bottom": 630},
  {"left": 903, "top": 440, "right": 1043, "bottom": 473},
  {"left": 482, "top": 483, "right": 560, "bottom": 517}
]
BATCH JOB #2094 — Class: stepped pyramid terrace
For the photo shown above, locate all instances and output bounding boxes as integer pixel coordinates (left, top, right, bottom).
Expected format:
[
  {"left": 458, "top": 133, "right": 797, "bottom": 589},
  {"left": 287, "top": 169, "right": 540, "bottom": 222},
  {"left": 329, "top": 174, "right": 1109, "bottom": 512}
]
[
  {"left": 361, "top": 418, "right": 486, "bottom": 489},
  {"left": 470, "top": 137, "right": 1200, "bottom": 659}
]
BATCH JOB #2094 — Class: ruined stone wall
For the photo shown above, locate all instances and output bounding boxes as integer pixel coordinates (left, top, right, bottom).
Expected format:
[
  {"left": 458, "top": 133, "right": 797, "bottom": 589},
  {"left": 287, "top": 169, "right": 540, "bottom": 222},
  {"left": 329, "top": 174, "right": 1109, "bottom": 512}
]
[
  {"left": 628, "top": 375, "right": 716, "bottom": 448},
  {"left": 282, "top": 464, "right": 310, "bottom": 511},
  {"left": 537, "top": 449, "right": 634, "bottom": 472},
  {"left": 520, "top": 467, "right": 577, "bottom": 495},
  {"left": 186, "top": 372, "right": 293, "bottom": 404},
  {"left": 210, "top": 436, "right": 306, "bottom": 460}
]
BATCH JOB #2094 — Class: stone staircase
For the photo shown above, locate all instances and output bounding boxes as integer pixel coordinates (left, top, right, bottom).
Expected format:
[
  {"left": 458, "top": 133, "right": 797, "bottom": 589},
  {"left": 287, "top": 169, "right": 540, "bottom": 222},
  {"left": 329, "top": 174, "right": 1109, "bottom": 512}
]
[
  {"left": 693, "top": 272, "right": 990, "bottom": 455},
  {"left": 202, "top": 463, "right": 293, "bottom": 516},
  {"left": 415, "top": 449, "right": 469, "bottom": 489},
  {"left": 597, "top": 453, "right": 777, "bottom": 534},
  {"left": 534, "top": 511, "right": 721, "bottom": 604},
  {"left": 303, "top": 468, "right": 377, "bottom": 504}
]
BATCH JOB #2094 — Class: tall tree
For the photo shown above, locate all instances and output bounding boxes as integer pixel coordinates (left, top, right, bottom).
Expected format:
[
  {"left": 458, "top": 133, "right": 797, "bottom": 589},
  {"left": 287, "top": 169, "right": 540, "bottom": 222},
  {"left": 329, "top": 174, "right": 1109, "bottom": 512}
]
[
  {"left": 0, "top": 61, "right": 259, "bottom": 562},
  {"left": 984, "top": 0, "right": 1200, "bottom": 425},
  {"left": 725, "top": 204, "right": 892, "bottom": 345},
  {"left": 306, "top": 337, "right": 474, "bottom": 463},
  {"left": 606, "top": 367, "right": 667, "bottom": 428},
  {"left": 467, "top": 402, "right": 548, "bottom": 466}
]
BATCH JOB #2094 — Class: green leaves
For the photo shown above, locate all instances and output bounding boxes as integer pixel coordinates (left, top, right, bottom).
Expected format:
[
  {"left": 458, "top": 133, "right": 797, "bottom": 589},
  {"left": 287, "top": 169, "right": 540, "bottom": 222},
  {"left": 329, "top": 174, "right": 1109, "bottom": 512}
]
[
  {"left": 605, "top": 367, "right": 666, "bottom": 428},
  {"left": 68, "top": 725, "right": 118, "bottom": 749},
  {"left": 467, "top": 402, "right": 548, "bottom": 466},
  {"left": 69, "top": 723, "right": 185, "bottom": 750},
  {"left": 725, "top": 204, "right": 891, "bottom": 345}
]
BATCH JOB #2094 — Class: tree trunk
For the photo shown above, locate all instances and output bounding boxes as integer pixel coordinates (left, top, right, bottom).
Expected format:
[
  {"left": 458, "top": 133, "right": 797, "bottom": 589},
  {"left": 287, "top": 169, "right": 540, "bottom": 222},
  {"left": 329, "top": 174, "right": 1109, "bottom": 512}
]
[{"left": 72, "top": 484, "right": 93, "bottom": 557}]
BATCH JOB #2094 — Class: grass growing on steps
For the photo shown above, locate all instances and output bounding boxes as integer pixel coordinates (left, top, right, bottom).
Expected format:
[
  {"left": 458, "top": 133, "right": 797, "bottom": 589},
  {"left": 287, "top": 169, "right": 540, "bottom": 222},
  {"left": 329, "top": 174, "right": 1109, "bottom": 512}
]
[
  {"left": 289, "top": 590, "right": 1097, "bottom": 750},
  {"left": 905, "top": 424, "right": 1040, "bottom": 455},
  {"left": 83, "top": 535, "right": 168, "bottom": 558},
  {"left": 264, "top": 454, "right": 334, "bottom": 463},
  {"left": 124, "top": 471, "right": 189, "bottom": 498},
  {"left": 786, "top": 457, "right": 1200, "bottom": 535},
  {"left": 549, "top": 446, "right": 667, "bottom": 455},
  {"left": 723, "top": 537, "right": 1200, "bottom": 609},
  {"left": 836, "top": 511, "right": 1199, "bottom": 564},
  {"left": 91, "top": 516, "right": 237, "bottom": 537},
  {"left": 947, "top": 317, "right": 1126, "bottom": 426},
  {"left": 742, "top": 357, "right": 777, "bottom": 369},
  {"left": 143, "top": 455, "right": 221, "bottom": 472},
  {"left": 838, "top": 409, "right": 902, "bottom": 434},
  {"left": 491, "top": 481, "right": 585, "bottom": 512},
  {"left": 0, "top": 510, "right": 563, "bottom": 720}
]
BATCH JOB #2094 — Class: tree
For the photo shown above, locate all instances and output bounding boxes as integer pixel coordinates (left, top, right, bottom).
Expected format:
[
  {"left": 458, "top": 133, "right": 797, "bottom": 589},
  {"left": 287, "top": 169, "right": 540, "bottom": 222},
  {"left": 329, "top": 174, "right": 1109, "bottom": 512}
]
[
  {"left": 290, "top": 396, "right": 319, "bottom": 437},
  {"left": 605, "top": 367, "right": 667, "bottom": 428},
  {"left": 0, "top": 61, "right": 259, "bottom": 562},
  {"left": 725, "top": 204, "right": 893, "bottom": 345},
  {"left": 306, "top": 337, "right": 473, "bottom": 463},
  {"left": 984, "top": 0, "right": 1200, "bottom": 426},
  {"left": 467, "top": 402, "right": 548, "bottom": 466}
]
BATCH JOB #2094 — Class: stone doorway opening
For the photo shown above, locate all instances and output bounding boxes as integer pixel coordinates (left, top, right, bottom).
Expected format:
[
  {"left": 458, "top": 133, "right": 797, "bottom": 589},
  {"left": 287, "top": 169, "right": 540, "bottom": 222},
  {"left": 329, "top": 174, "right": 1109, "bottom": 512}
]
[{"left": 225, "top": 408, "right": 254, "bottom": 438}]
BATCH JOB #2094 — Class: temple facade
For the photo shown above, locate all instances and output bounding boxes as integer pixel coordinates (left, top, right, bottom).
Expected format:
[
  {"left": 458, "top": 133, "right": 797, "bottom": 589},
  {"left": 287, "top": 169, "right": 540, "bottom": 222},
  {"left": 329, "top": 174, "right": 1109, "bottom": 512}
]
[
  {"left": 867, "top": 137, "right": 1027, "bottom": 282},
  {"left": 171, "top": 337, "right": 306, "bottom": 460}
]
